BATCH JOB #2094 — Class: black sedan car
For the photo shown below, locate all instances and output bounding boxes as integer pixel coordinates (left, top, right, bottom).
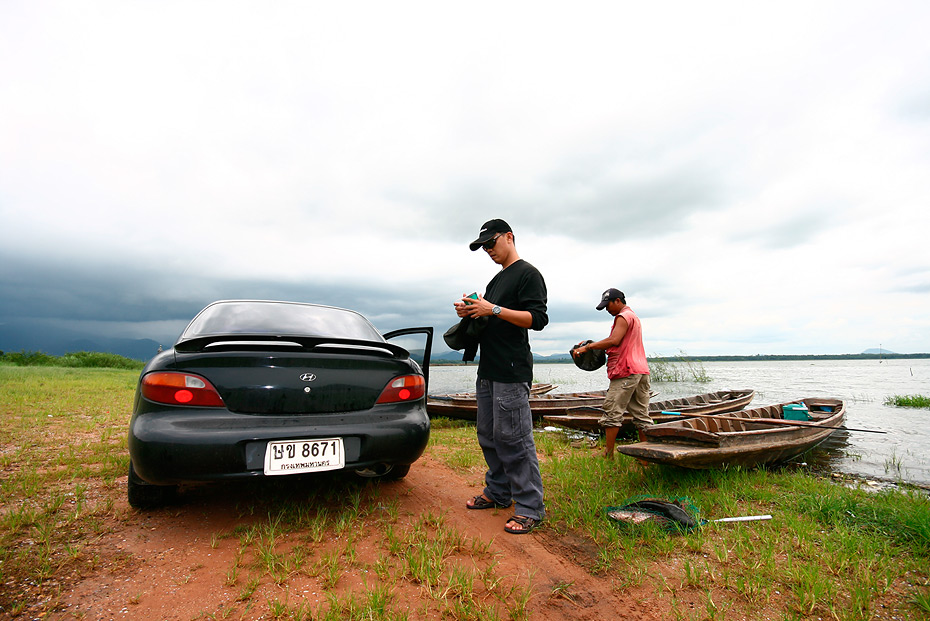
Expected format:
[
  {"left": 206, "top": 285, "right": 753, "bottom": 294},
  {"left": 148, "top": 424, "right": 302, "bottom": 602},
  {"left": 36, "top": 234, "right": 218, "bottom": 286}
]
[{"left": 128, "top": 300, "right": 433, "bottom": 509}]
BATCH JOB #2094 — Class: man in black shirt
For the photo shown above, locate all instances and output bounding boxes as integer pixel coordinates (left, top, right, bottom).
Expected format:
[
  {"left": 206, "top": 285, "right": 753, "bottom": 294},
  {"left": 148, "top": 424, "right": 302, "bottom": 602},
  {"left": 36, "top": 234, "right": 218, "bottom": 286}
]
[{"left": 455, "top": 219, "right": 548, "bottom": 534}]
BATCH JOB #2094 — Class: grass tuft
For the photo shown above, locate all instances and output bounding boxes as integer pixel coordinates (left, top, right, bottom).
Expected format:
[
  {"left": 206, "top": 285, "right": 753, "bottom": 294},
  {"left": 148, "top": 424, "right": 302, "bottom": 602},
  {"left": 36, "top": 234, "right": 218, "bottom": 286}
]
[
  {"left": 884, "top": 394, "right": 930, "bottom": 408},
  {"left": 649, "top": 351, "right": 711, "bottom": 382}
]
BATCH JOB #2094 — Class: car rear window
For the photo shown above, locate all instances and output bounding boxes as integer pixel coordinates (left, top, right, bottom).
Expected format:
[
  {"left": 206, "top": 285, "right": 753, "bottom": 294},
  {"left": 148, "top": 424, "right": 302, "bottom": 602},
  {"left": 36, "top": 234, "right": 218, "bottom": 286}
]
[{"left": 179, "top": 301, "right": 384, "bottom": 342}]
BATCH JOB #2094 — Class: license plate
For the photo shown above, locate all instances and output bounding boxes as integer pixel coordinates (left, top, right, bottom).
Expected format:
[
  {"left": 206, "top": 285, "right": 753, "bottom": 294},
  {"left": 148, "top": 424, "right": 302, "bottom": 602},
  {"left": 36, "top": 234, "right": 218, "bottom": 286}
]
[{"left": 264, "top": 438, "right": 345, "bottom": 475}]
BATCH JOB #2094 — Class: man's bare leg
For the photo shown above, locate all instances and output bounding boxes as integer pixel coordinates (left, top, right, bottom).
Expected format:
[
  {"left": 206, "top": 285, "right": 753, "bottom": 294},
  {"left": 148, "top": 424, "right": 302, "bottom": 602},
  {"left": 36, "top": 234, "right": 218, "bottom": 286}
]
[{"left": 604, "top": 426, "right": 619, "bottom": 458}]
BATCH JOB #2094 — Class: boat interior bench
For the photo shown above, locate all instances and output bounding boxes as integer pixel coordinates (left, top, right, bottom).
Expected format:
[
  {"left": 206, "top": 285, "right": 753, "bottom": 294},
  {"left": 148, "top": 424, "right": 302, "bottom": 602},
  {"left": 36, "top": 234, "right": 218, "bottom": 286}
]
[{"left": 680, "top": 417, "right": 746, "bottom": 433}]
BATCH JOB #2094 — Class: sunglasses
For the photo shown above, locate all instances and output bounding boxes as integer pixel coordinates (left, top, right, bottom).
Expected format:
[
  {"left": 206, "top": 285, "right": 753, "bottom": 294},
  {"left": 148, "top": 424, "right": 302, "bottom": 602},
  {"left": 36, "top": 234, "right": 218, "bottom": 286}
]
[{"left": 482, "top": 234, "right": 503, "bottom": 251}]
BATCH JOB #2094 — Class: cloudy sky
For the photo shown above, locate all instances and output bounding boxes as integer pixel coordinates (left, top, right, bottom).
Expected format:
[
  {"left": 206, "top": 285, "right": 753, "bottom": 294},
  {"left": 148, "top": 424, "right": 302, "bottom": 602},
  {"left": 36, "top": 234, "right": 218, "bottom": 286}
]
[{"left": 2, "top": 1, "right": 929, "bottom": 357}]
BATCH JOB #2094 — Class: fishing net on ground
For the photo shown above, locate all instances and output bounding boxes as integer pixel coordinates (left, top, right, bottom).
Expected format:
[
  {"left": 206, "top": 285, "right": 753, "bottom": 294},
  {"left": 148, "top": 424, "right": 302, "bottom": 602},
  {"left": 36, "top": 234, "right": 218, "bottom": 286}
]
[{"left": 606, "top": 496, "right": 702, "bottom": 533}]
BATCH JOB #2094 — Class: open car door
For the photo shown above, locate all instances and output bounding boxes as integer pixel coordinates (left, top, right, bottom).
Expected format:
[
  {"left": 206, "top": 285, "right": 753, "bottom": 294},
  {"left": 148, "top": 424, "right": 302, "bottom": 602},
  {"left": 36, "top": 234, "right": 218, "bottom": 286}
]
[{"left": 383, "top": 327, "right": 433, "bottom": 391}]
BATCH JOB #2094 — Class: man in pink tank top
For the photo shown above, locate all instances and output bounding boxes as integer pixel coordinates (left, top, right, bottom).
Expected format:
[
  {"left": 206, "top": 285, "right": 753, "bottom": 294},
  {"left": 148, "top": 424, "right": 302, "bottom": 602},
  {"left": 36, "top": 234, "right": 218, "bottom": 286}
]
[{"left": 572, "top": 288, "right": 652, "bottom": 458}]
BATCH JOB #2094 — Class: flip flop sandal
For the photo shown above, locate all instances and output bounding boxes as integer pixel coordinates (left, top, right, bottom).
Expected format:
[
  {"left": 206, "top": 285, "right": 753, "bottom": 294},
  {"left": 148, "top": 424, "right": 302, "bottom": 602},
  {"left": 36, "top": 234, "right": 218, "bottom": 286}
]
[
  {"left": 504, "top": 515, "right": 541, "bottom": 534},
  {"left": 466, "top": 495, "right": 511, "bottom": 510}
]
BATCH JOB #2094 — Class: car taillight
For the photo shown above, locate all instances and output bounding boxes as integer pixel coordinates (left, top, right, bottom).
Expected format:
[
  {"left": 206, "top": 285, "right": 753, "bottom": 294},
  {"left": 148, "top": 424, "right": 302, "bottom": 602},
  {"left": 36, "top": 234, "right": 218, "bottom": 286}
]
[
  {"left": 376, "top": 375, "right": 425, "bottom": 404},
  {"left": 141, "top": 372, "right": 225, "bottom": 407}
]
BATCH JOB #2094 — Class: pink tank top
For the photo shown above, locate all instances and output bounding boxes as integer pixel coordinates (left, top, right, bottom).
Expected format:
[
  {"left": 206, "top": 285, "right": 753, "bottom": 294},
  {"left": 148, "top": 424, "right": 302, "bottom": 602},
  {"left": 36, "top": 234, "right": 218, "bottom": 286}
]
[{"left": 606, "top": 307, "right": 649, "bottom": 379}]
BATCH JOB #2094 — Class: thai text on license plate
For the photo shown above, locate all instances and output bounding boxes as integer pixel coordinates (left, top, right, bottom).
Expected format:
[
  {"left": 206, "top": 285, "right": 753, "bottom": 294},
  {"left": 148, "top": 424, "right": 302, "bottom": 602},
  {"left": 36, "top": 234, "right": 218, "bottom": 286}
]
[{"left": 264, "top": 438, "right": 345, "bottom": 475}]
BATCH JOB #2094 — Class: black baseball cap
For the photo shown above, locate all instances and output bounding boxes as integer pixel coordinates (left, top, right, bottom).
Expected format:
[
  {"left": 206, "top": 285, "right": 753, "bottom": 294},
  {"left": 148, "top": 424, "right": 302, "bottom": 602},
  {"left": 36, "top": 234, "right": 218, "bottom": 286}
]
[
  {"left": 469, "top": 219, "right": 512, "bottom": 251},
  {"left": 596, "top": 288, "right": 625, "bottom": 310}
]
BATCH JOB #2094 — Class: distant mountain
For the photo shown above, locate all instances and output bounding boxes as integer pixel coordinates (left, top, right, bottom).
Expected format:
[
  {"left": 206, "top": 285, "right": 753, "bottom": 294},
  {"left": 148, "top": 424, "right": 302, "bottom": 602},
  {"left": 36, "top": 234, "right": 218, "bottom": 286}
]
[
  {"left": 0, "top": 320, "right": 162, "bottom": 361},
  {"left": 862, "top": 348, "right": 897, "bottom": 355},
  {"left": 433, "top": 351, "right": 469, "bottom": 362}
]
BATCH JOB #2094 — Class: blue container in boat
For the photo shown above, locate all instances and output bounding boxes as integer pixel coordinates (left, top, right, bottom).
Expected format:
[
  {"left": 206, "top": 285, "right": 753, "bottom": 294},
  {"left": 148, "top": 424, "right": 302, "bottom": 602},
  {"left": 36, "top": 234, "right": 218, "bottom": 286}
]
[{"left": 782, "top": 404, "right": 810, "bottom": 421}]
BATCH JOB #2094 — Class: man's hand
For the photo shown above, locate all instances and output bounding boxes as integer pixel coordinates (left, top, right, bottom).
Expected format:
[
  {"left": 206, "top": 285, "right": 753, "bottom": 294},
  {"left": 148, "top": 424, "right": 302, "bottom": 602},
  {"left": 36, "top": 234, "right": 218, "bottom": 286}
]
[
  {"left": 459, "top": 293, "right": 494, "bottom": 318},
  {"left": 454, "top": 300, "right": 469, "bottom": 317}
]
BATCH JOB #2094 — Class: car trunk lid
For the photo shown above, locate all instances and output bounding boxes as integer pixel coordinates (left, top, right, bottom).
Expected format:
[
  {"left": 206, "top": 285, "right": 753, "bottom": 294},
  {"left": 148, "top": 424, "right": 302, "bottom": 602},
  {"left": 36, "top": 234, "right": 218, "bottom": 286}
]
[{"left": 172, "top": 346, "right": 416, "bottom": 414}]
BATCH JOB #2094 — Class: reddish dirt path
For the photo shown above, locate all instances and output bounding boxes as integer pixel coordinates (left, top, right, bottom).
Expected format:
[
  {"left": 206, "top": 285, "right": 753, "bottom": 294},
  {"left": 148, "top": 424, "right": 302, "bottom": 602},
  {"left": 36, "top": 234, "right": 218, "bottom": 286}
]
[
  {"left": 393, "top": 455, "right": 665, "bottom": 620},
  {"left": 54, "top": 453, "right": 666, "bottom": 620}
]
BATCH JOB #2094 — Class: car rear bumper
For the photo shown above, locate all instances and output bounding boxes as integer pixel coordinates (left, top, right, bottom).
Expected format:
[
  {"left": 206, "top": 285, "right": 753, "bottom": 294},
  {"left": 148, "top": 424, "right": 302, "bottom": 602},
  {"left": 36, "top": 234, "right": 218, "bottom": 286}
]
[{"left": 128, "top": 402, "right": 430, "bottom": 485}]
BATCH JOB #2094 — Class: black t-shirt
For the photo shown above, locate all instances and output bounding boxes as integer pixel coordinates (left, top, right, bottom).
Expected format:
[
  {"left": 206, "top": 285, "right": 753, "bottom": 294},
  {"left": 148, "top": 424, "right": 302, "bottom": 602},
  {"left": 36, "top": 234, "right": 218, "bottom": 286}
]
[{"left": 477, "top": 259, "right": 548, "bottom": 383}]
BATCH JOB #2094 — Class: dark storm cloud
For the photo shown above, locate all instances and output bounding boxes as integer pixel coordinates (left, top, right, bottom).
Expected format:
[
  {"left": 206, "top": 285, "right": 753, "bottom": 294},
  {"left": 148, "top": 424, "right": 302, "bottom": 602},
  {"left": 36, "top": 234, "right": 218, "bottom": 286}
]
[
  {"left": 0, "top": 256, "right": 183, "bottom": 322},
  {"left": 0, "top": 254, "right": 456, "bottom": 341},
  {"left": 0, "top": 250, "right": 683, "bottom": 357}
]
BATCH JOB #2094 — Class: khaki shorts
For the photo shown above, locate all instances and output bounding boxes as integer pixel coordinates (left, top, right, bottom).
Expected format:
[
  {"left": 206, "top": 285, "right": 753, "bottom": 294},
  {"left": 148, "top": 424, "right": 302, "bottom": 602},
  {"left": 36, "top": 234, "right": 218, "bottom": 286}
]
[{"left": 598, "top": 374, "right": 652, "bottom": 429}]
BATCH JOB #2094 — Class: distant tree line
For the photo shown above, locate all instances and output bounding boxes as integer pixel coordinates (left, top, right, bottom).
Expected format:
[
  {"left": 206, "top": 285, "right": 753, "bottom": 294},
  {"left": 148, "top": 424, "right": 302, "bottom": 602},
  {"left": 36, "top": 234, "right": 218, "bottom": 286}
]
[
  {"left": 647, "top": 353, "right": 930, "bottom": 362},
  {"left": 0, "top": 350, "right": 145, "bottom": 370},
  {"left": 503, "top": 352, "right": 930, "bottom": 365}
]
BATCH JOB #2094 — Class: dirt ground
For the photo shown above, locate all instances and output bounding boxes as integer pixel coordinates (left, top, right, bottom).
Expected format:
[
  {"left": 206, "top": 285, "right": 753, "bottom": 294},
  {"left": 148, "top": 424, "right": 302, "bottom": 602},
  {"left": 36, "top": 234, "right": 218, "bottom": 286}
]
[{"left": 43, "top": 452, "right": 675, "bottom": 620}]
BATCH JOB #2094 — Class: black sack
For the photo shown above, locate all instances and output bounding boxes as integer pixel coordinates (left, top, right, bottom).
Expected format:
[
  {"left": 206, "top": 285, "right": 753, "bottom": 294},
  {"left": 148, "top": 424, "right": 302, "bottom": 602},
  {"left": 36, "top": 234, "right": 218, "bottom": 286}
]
[
  {"left": 571, "top": 340, "right": 606, "bottom": 371},
  {"left": 443, "top": 316, "right": 488, "bottom": 350},
  {"left": 443, "top": 316, "right": 488, "bottom": 362},
  {"left": 443, "top": 320, "right": 470, "bottom": 351}
]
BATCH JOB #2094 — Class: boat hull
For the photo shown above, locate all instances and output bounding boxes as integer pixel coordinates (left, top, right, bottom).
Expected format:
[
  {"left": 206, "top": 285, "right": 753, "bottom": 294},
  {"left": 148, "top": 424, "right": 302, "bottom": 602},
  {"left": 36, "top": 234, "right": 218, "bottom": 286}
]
[
  {"left": 616, "top": 398, "right": 845, "bottom": 469},
  {"left": 426, "top": 387, "right": 605, "bottom": 421},
  {"left": 541, "top": 390, "right": 755, "bottom": 432}
]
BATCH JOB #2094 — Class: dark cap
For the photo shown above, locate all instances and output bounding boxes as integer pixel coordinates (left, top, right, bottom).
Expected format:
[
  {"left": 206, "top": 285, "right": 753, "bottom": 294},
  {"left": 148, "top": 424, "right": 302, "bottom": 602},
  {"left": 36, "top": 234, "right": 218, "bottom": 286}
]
[
  {"left": 469, "top": 219, "right": 512, "bottom": 251},
  {"left": 596, "top": 288, "right": 625, "bottom": 310}
]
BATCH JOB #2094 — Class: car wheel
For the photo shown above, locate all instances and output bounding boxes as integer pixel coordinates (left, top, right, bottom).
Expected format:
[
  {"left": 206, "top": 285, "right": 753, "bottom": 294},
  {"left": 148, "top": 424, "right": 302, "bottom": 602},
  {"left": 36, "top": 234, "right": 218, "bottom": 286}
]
[
  {"left": 354, "top": 464, "right": 410, "bottom": 481},
  {"left": 127, "top": 462, "right": 177, "bottom": 509}
]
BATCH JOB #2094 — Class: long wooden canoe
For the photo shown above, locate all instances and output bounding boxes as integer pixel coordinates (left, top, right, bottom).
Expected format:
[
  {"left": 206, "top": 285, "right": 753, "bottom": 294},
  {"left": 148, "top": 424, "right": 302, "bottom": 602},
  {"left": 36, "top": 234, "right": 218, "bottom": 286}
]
[
  {"left": 615, "top": 397, "right": 845, "bottom": 469},
  {"left": 426, "top": 383, "right": 556, "bottom": 418},
  {"left": 429, "top": 383, "right": 556, "bottom": 403},
  {"left": 542, "top": 389, "right": 755, "bottom": 432},
  {"left": 427, "top": 386, "right": 606, "bottom": 421}
]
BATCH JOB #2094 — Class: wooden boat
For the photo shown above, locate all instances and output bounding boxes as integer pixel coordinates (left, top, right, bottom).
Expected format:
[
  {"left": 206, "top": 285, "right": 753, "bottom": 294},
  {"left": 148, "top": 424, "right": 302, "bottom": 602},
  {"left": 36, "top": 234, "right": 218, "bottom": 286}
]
[
  {"left": 542, "top": 389, "right": 755, "bottom": 433},
  {"left": 615, "top": 397, "right": 846, "bottom": 469},
  {"left": 429, "top": 382, "right": 555, "bottom": 403},
  {"left": 426, "top": 386, "right": 605, "bottom": 421},
  {"left": 455, "top": 382, "right": 557, "bottom": 397}
]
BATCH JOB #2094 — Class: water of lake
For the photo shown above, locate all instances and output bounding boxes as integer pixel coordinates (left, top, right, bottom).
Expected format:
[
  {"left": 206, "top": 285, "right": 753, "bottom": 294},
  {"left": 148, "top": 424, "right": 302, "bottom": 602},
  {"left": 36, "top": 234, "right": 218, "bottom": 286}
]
[{"left": 428, "top": 358, "right": 930, "bottom": 487}]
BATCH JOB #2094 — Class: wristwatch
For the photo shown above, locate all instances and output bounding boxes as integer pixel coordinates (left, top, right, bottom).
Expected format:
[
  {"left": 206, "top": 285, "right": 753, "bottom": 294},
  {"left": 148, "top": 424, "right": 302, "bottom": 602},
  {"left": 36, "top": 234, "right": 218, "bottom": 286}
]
[{"left": 492, "top": 305, "right": 502, "bottom": 316}]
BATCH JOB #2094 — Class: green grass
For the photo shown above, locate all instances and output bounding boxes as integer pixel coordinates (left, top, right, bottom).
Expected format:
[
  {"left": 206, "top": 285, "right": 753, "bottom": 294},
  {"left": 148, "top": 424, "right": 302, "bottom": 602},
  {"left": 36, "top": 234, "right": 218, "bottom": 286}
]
[
  {"left": 0, "top": 366, "right": 137, "bottom": 613},
  {"left": 884, "top": 394, "right": 930, "bottom": 408},
  {"left": 2, "top": 366, "right": 929, "bottom": 619},
  {"left": 536, "top": 452, "right": 930, "bottom": 619}
]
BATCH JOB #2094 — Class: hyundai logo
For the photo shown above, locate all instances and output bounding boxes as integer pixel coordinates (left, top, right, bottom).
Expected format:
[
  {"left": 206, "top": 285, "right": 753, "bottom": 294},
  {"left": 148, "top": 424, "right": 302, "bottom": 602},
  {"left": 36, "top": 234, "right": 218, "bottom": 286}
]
[{"left": 299, "top": 373, "right": 317, "bottom": 382}]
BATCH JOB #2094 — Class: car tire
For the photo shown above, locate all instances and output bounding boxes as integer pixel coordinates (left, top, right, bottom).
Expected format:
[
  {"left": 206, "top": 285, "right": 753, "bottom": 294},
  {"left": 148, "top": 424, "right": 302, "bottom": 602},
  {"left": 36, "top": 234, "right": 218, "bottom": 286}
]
[
  {"left": 127, "top": 462, "right": 177, "bottom": 509},
  {"left": 353, "top": 464, "right": 410, "bottom": 481}
]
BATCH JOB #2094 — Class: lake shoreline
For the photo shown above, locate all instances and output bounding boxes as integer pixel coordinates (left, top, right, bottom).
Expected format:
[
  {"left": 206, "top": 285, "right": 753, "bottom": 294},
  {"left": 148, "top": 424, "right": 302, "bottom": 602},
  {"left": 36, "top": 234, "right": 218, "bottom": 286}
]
[{"left": 431, "top": 359, "right": 930, "bottom": 487}]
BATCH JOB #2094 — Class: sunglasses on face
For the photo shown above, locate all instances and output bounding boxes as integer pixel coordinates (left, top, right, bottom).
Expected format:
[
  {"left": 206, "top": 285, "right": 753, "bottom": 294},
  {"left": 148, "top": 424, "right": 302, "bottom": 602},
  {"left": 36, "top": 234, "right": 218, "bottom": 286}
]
[{"left": 482, "top": 234, "right": 503, "bottom": 251}]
